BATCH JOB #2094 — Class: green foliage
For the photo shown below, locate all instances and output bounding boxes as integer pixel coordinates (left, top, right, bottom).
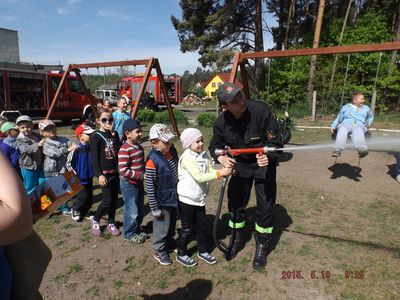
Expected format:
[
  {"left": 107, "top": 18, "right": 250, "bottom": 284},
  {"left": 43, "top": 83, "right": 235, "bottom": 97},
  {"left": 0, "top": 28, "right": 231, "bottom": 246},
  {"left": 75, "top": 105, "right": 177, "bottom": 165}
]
[
  {"left": 172, "top": 0, "right": 264, "bottom": 76},
  {"left": 196, "top": 112, "right": 217, "bottom": 127},
  {"left": 188, "top": 85, "right": 206, "bottom": 98},
  {"left": 258, "top": 9, "right": 399, "bottom": 115},
  {"left": 181, "top": 67, "right": 212, "bottom": 96},
  {"left": 137, "top": 109, "right": 156, "bottom": 123},
  {"left": 154, "top": 110, "right": 188, "bottom": 125}
]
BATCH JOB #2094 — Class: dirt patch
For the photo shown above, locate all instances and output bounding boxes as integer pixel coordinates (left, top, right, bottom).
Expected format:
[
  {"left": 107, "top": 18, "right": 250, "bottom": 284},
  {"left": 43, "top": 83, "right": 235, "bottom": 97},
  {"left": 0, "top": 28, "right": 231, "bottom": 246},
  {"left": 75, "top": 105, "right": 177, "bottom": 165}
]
[{"left": 35, "top": 128, "right": 400, "bottom": 300}]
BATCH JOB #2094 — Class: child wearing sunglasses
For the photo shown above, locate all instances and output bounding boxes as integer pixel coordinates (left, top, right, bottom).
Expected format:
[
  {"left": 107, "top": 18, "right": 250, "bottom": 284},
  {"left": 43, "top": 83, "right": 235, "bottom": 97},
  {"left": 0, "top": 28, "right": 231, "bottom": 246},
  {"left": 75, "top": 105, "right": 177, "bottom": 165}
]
[{"left": 90, "top": 108, "right": 121, "bottom": 236}]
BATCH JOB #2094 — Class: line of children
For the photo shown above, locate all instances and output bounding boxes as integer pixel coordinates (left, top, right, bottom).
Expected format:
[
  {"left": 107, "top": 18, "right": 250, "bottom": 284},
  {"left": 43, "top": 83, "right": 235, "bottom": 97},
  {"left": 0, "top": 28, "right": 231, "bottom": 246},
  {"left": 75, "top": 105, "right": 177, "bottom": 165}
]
[{"left": 4, "top": 112, "right": 226, "bottom": 267}]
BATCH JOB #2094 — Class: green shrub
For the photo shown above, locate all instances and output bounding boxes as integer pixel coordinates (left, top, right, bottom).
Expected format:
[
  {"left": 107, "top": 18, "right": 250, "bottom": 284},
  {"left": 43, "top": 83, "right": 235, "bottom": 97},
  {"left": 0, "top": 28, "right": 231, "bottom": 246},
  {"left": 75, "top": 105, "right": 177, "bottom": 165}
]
[
  {"left": 197, "top": 112, "right": 217, "bottom": 127},
  {"left": 137, "top": 109, "right": 156, "bottom": 123},
  {"left": 154, "top": 109, "right": 188, "bottom": 125}
]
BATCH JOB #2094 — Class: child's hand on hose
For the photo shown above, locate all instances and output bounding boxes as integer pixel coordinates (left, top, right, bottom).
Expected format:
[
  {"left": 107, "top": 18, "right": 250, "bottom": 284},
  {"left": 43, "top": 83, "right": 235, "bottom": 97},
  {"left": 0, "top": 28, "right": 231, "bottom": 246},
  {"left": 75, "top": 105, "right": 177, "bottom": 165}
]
[
  {"left": 98, "top": 175, "right": 108, "bottom": 187},
  {"left": 220, "top": 166, "right": 232, "bottom": 177}
]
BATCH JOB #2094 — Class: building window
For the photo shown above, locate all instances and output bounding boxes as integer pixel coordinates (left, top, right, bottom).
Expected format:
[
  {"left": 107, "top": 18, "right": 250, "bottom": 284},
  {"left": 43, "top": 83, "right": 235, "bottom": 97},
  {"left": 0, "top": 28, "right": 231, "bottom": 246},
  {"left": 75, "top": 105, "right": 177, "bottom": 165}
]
[
  {"left": 218, "top": 82, "right": 222, "bottom": 86},
  {"left": 212, "top": 82, "right": 216, "bottom": 87}
]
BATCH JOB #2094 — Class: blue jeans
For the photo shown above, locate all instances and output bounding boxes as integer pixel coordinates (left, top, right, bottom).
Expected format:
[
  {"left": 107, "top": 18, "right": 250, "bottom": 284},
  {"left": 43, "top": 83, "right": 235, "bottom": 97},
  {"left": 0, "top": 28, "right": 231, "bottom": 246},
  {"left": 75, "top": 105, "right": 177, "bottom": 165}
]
[
  {"left": 120, "top": 178, "right": 144, "bottom": 239},
  {"left": 396, "top": 153, "right": 400, "bottom": 176}
]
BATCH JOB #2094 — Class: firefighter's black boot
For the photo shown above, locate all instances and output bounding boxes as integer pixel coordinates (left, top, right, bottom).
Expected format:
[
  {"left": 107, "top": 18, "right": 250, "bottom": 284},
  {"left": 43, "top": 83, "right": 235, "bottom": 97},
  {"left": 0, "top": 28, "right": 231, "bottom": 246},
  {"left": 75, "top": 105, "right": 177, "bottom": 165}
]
[
  {"left": 228, "top": 229, "right": 244, "bottom": 260},
  {"left": 252, "top": 233, "right": 271, "bottom": 270}
]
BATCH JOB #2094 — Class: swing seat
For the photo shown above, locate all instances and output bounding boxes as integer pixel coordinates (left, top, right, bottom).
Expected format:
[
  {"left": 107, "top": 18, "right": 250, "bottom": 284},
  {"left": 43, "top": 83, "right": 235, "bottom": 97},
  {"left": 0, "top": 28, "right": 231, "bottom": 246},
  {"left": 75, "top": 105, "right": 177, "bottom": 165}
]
[{"left": 331, "top": 130, "right": 371, "bottom": 142}]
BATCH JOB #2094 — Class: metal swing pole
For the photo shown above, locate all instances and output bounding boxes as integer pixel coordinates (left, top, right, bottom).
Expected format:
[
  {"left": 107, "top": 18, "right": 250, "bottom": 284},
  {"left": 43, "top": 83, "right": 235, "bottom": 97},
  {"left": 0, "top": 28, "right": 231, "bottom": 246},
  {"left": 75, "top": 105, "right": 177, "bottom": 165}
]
[
  {"left": 339, "top": 54, "right": 351, "bottom": 108},
  {"left": 370, "top": 52, "right": 383, "bottom": 114},
  {"left": 266, "top": 58, "right": 271, "bottom": 101}
]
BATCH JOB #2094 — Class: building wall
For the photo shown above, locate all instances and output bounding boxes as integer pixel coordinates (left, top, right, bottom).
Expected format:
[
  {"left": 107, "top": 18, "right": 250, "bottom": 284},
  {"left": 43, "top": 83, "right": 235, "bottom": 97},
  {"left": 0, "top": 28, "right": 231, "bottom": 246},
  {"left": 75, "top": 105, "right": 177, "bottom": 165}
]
[
  {"left": 0, "top": 28, "right": 20, "bottom": 63},
  {"left": 204, "top": 75, "right": 224, "bottom": 98}
]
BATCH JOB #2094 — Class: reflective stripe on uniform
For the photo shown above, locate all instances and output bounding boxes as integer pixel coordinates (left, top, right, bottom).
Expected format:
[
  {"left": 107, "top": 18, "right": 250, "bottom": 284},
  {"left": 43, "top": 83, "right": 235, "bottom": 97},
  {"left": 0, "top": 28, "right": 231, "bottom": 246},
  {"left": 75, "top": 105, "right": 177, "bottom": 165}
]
[
  {"left": 255, "top": 223, "right": 273, "bottom": 234},
  {"left": 229, "top": 220, "right": 245, "bottom": 229}
]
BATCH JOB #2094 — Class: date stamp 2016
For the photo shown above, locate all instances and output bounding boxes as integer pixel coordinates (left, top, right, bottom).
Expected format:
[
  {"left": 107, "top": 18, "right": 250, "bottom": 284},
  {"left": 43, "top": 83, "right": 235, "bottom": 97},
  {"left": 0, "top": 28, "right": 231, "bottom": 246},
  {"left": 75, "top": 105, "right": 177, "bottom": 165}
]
[{"left": 280, "top": 270, "right": 365, "bottom": 280}]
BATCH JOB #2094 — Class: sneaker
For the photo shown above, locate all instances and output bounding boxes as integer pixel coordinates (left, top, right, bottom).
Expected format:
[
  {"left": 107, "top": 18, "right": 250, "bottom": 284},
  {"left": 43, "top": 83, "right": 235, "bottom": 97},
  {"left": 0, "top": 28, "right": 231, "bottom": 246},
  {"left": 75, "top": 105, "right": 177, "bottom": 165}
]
[
  {"left": 154, "top": 251, "right": 172, "bottom": 266},
  {"left": 71, "top": 208, "right": 82, "bottom": 222},
  {"left": 332, "top": 149, "right": 341, "bottom": 157},
  {"left": 124, "top": 234, "right": 145, "bottom": 244},
  {"left": 176, "top": 255, "right": 197, "bottom": 267},
  {"left": 91, "top": 219, "right": 101, "bottom": 236},
  {"left": 107, "top": 224, "right": 121, "bottom": 236},
  {"left": 396, "top": 174, "right": 400, "bottom": 183},
  {"left": 358, "top": 148, "right": 369, "bottom": 158},
  {"left": 138, "top": 232, "right": 149, "bottom": 240},
  {"left": 60, "top": 208, "right": 71, "bottom": 216},
  {"left": 197, "top": 252, "right": 217, "bottom": 265},
  {"left": 84, "top": 212, "right": 94, "bottom": 220}
]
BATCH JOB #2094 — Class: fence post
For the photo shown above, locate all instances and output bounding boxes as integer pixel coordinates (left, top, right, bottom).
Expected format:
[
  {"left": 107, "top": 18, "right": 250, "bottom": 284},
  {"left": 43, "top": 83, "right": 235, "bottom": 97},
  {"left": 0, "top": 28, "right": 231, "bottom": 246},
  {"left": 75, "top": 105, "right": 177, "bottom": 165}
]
[{"left": 311, "top": 90, "right": 317, "bottom": 121}]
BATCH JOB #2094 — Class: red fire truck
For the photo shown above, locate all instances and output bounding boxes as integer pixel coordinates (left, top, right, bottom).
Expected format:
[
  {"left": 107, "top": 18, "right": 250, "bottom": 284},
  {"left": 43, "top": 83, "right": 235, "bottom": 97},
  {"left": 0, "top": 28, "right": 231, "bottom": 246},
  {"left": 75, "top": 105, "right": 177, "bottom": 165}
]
[
  {"left": 119, "top": 74, "right": 182, "bottom": 106},
  {"left": 0, "top": 62, "right": 91, "bottom": 122}
]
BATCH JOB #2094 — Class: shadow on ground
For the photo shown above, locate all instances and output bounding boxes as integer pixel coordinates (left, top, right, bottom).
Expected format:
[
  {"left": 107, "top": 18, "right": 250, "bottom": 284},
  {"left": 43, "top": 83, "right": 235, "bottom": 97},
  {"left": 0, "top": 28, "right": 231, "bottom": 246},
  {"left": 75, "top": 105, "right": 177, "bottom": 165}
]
[
  {"left": 141, "top": 279, "right": 212, "bottom": 300},
  {"left": 328, "top": 163, "right": 362, "bottom": 181},
  {"left": 204, "top": 204, "right": 293, "bottom": 260}
]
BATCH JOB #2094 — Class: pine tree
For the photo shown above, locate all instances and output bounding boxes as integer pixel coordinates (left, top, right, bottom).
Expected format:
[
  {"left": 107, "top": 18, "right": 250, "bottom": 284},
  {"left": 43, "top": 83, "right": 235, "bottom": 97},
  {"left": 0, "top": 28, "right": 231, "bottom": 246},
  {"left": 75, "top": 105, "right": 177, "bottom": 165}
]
[{"left": 171, "top": 0, "right": 266, "bottom": 91}]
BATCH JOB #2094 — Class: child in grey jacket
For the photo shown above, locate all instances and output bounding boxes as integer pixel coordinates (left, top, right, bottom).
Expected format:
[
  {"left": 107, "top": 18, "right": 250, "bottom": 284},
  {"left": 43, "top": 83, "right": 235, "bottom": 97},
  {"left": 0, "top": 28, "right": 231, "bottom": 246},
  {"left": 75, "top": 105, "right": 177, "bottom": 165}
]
[
  {"left": 14, "top": 115, "right": 46, "bottom": 194},
  {"left": 39, "top": 119, "right": 78, "bottom": 213}
]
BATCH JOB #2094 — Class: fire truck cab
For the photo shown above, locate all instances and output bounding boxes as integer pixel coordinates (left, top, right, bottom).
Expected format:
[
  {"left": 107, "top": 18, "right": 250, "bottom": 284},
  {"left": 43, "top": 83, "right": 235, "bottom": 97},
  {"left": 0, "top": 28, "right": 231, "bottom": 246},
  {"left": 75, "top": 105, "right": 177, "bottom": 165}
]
[{"left": 0, "top": 63, "right": 91, "bottom": 122}]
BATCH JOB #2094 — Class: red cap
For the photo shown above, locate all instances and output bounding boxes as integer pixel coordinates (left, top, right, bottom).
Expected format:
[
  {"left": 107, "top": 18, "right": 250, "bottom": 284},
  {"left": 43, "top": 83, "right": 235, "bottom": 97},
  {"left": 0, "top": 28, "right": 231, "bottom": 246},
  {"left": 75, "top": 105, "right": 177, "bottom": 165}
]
[{"left": 75, "top": 124, "right": 95, "bottom": 137}]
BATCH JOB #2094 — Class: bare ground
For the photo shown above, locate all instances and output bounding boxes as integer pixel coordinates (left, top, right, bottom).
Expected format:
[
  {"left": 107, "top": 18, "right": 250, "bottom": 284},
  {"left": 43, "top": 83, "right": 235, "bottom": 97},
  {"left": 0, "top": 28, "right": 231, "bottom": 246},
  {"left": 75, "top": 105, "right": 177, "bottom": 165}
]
[{"left": 35, "top": 128, "right": 400, "bottom": 300}]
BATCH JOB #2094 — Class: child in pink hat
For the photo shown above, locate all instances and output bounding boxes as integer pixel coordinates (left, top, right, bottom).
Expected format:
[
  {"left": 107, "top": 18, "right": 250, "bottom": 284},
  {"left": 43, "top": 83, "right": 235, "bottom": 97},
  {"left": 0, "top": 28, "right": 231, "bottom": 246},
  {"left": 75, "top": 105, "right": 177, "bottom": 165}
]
[{"left": 176, "top": 128, "right": 231, "bottom": 267}]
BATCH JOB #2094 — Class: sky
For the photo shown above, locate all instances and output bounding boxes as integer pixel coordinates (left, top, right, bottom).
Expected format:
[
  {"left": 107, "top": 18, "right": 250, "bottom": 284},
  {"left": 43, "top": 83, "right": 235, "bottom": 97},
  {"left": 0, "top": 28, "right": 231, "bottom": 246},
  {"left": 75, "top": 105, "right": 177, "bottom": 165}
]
[{"left": 0, "top": 0, "right": 275, "bottom": 75}]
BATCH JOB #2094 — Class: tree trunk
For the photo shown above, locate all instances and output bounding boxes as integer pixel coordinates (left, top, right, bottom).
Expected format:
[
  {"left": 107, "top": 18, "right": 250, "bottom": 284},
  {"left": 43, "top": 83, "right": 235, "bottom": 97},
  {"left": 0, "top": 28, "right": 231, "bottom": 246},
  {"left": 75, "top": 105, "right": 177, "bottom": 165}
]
[
  {"left": 284, "top": 0, "right": 295, "bottom": 50},
  {"left": 306, "top": 0, "right": 326, "bottom": 111},
  {"left": 254, "top": 0, "right": 265, "bottom": 92},
  {"left": 389, "top": 9, "right": 400, "bottom": 73}
]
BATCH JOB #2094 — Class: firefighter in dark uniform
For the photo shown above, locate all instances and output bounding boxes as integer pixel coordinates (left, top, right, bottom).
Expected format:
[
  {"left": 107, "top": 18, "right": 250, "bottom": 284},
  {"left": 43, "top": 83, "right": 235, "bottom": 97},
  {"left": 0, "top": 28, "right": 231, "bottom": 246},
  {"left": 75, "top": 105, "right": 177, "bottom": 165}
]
[{"left": 209, "top": 83, "right": 282, "bottom": 270}]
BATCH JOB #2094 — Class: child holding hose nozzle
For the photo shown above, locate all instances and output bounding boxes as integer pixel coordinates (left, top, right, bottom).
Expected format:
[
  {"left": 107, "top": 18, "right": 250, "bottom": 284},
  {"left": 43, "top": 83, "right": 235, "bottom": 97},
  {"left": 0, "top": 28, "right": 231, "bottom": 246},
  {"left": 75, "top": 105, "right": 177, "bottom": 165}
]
[
  {"left": 176, "top": 128, "right": 232, "bottom": 267},
  {"left": 209, "top": 83, "right": 283, "bottom": 270}
]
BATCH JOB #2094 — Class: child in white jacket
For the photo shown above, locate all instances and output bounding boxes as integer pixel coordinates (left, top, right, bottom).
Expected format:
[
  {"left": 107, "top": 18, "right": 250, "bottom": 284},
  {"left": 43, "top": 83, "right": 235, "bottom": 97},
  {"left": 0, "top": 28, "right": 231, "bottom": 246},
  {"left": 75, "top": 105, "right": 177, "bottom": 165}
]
[{"left": 176, "top": 128, "right": 231, "bottom": 267}]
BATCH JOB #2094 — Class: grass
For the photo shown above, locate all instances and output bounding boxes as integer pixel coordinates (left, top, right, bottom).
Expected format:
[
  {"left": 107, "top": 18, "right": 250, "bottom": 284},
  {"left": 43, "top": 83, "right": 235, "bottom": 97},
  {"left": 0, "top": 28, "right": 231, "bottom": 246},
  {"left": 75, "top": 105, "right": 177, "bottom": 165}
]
[{"left": 53, "top": 261, "right": 83, "bottom": 283}]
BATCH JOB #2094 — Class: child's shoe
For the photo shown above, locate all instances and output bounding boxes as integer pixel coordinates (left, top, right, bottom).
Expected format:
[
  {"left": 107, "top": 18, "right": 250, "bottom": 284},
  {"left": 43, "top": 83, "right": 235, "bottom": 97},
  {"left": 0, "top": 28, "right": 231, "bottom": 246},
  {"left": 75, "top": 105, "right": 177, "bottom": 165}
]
[
  {"left": 91, "top": 219, "right": 101, "bottom": 236},
  {"left": 197, "top": 252, "right": 217, "bottom": 264},
  {"left": 154, "top": 251, "right": 172, "bottom": 266},
  {"left": 396, "top": 174, "right": 400, "bottom": 183},
  {"left": 138, "top": 232, "right": 149, "bottom": 240},
  {"left": 124, "top": 234, "right": 145, "bottom": 244},
  {"left": 71, "top": 208, "right": 83, "bottom": 222},
  {"left": 358, "top": 148, "right": 368, "bottom": 158},
  {"left": 107, "top": 224, "right": 121, "bottom": 236},
  {"left": 176, "top": 255, "right": 197, "bottom": 267},
  {"left": 332, "top": 149, "right": 341, "bottom": 157}
]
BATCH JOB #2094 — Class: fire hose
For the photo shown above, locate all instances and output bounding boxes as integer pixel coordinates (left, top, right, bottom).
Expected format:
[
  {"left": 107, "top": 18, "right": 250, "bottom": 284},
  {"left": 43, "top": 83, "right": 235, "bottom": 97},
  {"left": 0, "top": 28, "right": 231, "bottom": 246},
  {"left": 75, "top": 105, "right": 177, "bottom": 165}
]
[{"left": 212, "top": 146, "right": 278, "bottom": 259}]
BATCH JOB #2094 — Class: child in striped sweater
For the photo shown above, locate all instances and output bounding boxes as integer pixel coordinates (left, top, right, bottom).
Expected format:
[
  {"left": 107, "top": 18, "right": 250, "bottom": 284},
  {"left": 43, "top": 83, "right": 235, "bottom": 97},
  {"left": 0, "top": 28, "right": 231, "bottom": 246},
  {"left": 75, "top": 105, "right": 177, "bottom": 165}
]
[
  {"left": 118, "top": 118, "right": 147, "bottom": 244},
  {"left": 145, "top": 124, "right": 178, "bottom": 266}
]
